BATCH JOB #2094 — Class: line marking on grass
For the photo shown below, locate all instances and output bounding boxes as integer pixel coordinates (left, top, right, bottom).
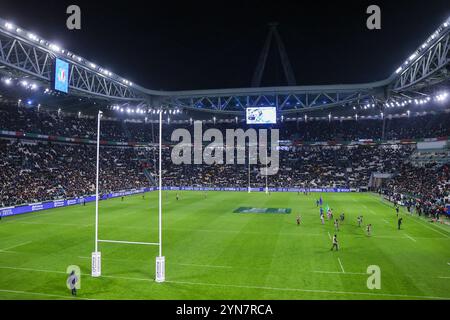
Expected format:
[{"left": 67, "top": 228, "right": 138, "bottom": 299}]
[
  {"left": 0, "top": 265, "right": 154, "bottom": 283},
  {"left": 178, "top": 263, "right": 232, "bottom": 269},
  {"left": 337, "top": 258, "right": 345, "bottom": 273},
  {"left": 439, "top": 277, "right": 450, "bottom": 279},
  {"left": 0, "top": 266, "right": 66, "bottom": 274},
  {"left": 313, "top": 271, "right": 366, "bottom": 275},
  {"left": 1, "top": 265, "right": 448, "bottom": 300},
  {"left": 12, "top": 221, "right": 92, "bottom": 228},
  {"left": 405, "top": 234, "right": 417, "bottom": 242},
  {"left": 327, "top": 232, "right": 331, "bottom": 240},
  {"left": 0, "top": 289, "right": 94, "bottom": 300},
  {"left": 382, "top": 219, "right": 389, "bottom": 224},
  {"left": 371, "top": 194, "right": 450, "bottom": 238},
  {"left": 77, "top": 256, "right": 232, "bottom": 269},
  {"left": 165, "top": 280, "right": 450, "bottom": 300},
  {"left": 407, "top": 217, "right": 450, "bottom": 238},
  {"left": 362, "top": 205, "right": 377, "bottom": 215},
  {"left": 0, "top": 250, "right": 19, "bottom": 254},
  {"left": 0, "top": 241, "right": 32, "bottom": 252}
]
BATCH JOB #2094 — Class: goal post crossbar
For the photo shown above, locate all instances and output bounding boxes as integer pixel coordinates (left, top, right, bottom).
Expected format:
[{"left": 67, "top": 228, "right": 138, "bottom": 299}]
[{"left": 98, "top": 239, "right": 160, "bottom": 246}]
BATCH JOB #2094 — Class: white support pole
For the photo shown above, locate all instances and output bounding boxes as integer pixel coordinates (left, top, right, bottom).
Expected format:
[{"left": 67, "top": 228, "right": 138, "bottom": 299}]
[
  {"left": 265, "top": 166, "right": 269, "bottom": 194},
  {"left": 247, "top": 153, "right": 251, "bottom": 193},
  {"left": 155, "top": 110, "right": 165, "bottom": 283},
  {"left": 92, "top": 110, "right": 102, "bottom": 277}
]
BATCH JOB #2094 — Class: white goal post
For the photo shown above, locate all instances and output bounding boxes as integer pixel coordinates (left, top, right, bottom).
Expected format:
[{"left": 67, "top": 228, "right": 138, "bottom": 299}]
[{"left": 91, "top": 110, "right": 165, "bottom": 282}]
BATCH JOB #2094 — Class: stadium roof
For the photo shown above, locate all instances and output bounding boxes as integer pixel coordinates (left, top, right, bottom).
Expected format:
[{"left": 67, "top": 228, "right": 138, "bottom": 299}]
[{"left": 0, "top": 15, "right": 449, "bottom": 116}]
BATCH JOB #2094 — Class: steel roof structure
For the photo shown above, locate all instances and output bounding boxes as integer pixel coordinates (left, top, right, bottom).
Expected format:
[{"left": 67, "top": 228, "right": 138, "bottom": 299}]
[{"left": 0, "top": 16, "right": 449, "bottom": 115}]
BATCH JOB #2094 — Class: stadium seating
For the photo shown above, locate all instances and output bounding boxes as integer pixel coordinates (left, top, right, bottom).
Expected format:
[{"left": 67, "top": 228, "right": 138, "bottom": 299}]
[
  {"left": 2, "top": 103, "right": 450, "bottom": 143},
  {"left": 0, "top": 102, "right": 448, "bottom": 217}
]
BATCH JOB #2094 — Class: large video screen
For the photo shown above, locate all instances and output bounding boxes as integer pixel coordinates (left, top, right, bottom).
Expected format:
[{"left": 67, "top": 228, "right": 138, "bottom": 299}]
[
  {"left": 246, "top": 107, "right": 277, "bottom": 124},
  {"left": 53, "top": 58, "right": 69, "bottom": 93}
]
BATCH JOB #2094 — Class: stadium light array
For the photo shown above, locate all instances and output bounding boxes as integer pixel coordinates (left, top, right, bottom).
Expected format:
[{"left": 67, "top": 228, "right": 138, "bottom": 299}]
[
  {"left": 2, "top": 77, "right": 12, "bottom": 85},
  {"left": 4, "top": 22, "right": 13, "bottom": 30},
  {"left": 1, "top": 20, "right": 136, "bottom": 88},
  {"left": 436, "top": 92, "right": 448, "bottom": 102},
  {"left": 380, "top": 91, "right": 448, "bottom": 109},
  {"left": 395, "top": 15, "right": 450, "bottom": 74},
  {"left": 49, "top": 43, "right": 61, "bottom": 52}
]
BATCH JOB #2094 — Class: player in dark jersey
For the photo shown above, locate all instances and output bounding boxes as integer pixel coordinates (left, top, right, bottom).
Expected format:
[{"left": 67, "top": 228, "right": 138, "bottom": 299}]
[
  {"left": 366, "top": 224, "right": 372, "bottom": 236},
  {"left": 334, "top": 219, "right": 340, "bottom": 231},
  {"left": 331, "top": 234, "right": 339, "bottom": 251},
  {"left": 357, "top": 215, "right": 363, "bottom": 227},
  {"left": 398, "top": 217, "right": 403, "bottom": 230},
  {"left": 67, "top": 270, "right": 78, "bottom": 296}
]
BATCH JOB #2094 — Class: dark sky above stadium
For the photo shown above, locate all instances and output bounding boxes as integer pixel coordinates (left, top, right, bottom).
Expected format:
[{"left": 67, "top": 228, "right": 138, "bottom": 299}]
[{"left": 0, "top": 0, "right": 449, "bottom": 91}]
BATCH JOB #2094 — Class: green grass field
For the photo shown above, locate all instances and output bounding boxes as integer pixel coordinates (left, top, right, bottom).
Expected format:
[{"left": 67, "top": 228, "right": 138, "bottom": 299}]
[{"left": 0, "top": 191, "right": 449, "bottom": 300}]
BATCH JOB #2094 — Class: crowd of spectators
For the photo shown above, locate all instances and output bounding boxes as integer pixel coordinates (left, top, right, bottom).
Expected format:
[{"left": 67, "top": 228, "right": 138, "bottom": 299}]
[
  {"left": 382, "top": 163, "right": 449, "bottom": 218},
  {"left": 1, "top": 138, "right": 418, "bottom": 207},
  {"left": 0, "top": 140, "right": 149, "bottom": 207},
  {"left": 0, "top": 103, "right": 448, "bottom": 213},
  {"left": 1, "top": 103, "right": 450, "bottom": 143},
  {"left": 162, "top": 144, "right": 415, "bottom": 189}
]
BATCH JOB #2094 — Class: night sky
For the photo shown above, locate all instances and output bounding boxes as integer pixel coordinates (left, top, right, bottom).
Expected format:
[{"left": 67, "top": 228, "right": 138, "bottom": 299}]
[{"left": 0, "top": 0, "right": 449, "bottom": 91}]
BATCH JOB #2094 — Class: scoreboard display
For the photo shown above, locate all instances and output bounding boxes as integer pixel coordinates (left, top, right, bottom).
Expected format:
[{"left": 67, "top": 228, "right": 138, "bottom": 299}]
[
  {"left": 246, "top": 107, "right": 277, "bottom": 124},
  {"left": 53, "top": 58, "right": 69, "bottom": 93}
]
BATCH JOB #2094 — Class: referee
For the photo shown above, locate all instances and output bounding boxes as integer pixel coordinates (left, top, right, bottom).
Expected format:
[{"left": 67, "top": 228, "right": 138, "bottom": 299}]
[{"left": 67, "top": 270, "right": 79, "bottom": 296}]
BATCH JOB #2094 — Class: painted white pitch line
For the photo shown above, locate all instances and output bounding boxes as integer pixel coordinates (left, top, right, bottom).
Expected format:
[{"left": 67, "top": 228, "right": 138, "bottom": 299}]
[
  {"left": 382, "top": 219, "right": 389, "bottom": 224},
  {"left": 1, "top": 265, "right": 448, "bottom": 300},
  {"left": 372, "top": 195, "right": 450, "bottom": 238},
  {"left": 405, "top": 234, "right": 417, "bottom": 242},
  {"left": 0, "top": 241, "right": 32, "bottom": 252},
  {"left": 362, "top": 204, "right": 377, "bottom": 215},
  {"left": 327, "top": 232, "right": 332, "bottom": 240},
  {"left": 439, "top": 276, "right": 450, "bottom": 279},
  {"left": 13, "top": 221, "right": 92, "bottom": 228},
  {"left": 0, "top": 265, "right": 153, "bottom": 282},
  {"left": 0, "top": 250, "right": 19, "bottom": 254},
  {"left": 0, "top": 289, "right": 94, "bottom": 300},
  {"left": 313, "top": 271, "right": 366, "bottom": 275},
  {"left": 0, "top": 265, "right": 66, "bottom": 274},
  {"left": 178, "top": 263, "right": 232, "bottom": 269},
  {"left": 77, "top": 256, "right": 232, "bottom": 269},
  {"left": 165, "top": 280, "right": 450, "bottom": 300},
  {"left": 337, "top": 258, "right": 345, "bottom": 273},
  {"left": 408, "top": 218, "right": 449, "bottom": 238}
]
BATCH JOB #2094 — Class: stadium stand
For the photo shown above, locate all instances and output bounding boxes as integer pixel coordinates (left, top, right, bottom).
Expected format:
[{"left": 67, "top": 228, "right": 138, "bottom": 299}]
[
  {"left": 2, "top": 103, "right": 450, "bottom": 143},
  {"left": 0, "top": 102, "right": 448, "bottom": 217}
]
